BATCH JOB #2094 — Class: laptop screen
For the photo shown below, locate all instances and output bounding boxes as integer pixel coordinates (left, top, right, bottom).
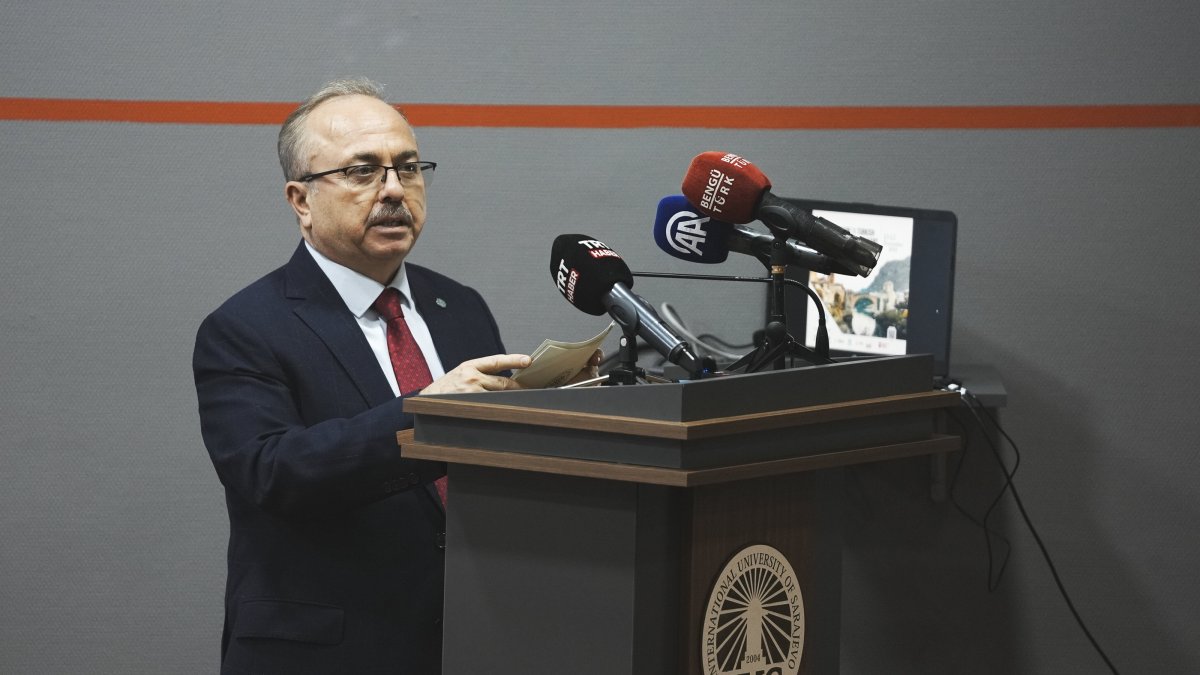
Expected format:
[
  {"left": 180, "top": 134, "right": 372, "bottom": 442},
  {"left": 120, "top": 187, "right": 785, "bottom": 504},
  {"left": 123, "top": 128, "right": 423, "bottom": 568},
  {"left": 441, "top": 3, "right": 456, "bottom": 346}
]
[{"left": 783, "top": 199, "right": 958, "bottom": 377}]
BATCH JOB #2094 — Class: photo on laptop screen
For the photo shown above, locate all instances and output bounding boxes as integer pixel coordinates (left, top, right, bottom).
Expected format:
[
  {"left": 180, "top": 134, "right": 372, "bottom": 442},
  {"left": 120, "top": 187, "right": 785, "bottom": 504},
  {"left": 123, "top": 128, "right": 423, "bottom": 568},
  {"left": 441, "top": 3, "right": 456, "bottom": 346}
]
[
  {"left": 783, "top": 199, "right": 958, "bottom": 377},
  {"left": 804, "top": 210, "right": 914, "bottom": 357}
]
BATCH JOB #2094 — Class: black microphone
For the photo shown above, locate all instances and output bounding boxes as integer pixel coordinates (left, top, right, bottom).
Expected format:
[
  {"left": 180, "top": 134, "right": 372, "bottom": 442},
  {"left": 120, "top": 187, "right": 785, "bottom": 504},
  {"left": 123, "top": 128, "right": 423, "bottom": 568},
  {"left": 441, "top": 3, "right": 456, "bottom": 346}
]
[
  {"left": 682, "top": 151, "right": 883, "bottom": 271},
  {"left": 550, "top": 234, "right": 715, "bottom": 379},
  {"left": 653, "top": 195, "right": 871, "bottom": 276}
]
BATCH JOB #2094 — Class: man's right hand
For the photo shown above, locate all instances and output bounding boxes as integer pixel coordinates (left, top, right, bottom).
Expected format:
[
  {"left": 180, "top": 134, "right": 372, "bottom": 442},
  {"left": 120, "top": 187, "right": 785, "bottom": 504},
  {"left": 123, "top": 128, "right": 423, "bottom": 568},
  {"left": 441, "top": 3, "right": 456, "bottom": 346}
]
[{"left": 420, "top": 354, "right": 532, "bottom": 395}]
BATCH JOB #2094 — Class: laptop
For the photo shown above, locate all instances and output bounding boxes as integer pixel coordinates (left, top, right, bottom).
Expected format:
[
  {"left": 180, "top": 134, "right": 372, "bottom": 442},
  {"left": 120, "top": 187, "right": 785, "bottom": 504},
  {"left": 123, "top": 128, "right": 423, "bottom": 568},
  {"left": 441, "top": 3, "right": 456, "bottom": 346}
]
[{"left": 782, "top": 198, "right": 958, "bottom": 380}]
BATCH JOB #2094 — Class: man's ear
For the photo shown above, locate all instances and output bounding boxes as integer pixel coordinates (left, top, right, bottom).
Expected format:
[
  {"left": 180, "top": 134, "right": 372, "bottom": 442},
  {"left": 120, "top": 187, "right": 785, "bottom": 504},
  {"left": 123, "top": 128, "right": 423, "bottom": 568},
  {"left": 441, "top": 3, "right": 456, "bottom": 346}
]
[{"left": 285, "top": 181, "right": 313, "bottom": 234}]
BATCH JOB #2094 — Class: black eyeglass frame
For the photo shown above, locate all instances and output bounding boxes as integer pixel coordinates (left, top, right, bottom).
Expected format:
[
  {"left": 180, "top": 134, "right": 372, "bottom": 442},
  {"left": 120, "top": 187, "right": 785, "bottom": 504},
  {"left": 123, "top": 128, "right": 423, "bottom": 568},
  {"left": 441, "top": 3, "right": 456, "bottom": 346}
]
[{"left": 297, "top": 161, "right": 437, "bottom": 185}]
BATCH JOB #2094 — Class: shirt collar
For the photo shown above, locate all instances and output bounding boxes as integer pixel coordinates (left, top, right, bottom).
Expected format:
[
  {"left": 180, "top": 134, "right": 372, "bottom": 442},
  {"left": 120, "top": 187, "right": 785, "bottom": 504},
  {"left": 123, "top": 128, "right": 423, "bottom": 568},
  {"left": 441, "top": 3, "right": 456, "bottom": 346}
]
[{"left": 303, "top": 241, "right": 413, "bottom": 318}]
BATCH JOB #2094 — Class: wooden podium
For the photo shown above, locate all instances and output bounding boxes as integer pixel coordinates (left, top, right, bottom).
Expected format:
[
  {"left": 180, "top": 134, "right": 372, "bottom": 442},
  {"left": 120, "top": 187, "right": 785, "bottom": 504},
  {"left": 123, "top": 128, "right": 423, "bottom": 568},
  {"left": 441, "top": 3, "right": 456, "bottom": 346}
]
[{"left": 401, "top": 355, "right": 960, "bottom": 674}]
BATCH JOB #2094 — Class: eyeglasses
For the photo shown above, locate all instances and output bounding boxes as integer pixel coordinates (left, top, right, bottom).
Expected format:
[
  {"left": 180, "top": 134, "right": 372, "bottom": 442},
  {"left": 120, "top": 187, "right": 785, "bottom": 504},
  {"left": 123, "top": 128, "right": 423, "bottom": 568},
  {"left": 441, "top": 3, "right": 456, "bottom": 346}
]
[{"left": 299, "top": 161, "right": 437, "bottom": 189}]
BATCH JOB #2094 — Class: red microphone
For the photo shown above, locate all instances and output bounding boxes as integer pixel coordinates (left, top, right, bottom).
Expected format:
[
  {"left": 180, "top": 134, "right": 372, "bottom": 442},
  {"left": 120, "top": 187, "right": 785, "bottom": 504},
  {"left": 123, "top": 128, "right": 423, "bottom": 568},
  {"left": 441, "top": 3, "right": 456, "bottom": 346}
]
[
  {"left": 682, "top": 151, "right": 882, "bottom": 270},
  {"left": 681, "top": 152, "right": 771, "bottom": 223}
]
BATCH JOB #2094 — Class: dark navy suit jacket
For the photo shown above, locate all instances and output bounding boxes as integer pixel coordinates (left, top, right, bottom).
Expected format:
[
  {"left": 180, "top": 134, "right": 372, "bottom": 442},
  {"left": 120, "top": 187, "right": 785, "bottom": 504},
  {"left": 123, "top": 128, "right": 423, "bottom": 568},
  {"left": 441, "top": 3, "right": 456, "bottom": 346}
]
[{"left": 193, "top": 242, "right": 506, "bottom": 674}]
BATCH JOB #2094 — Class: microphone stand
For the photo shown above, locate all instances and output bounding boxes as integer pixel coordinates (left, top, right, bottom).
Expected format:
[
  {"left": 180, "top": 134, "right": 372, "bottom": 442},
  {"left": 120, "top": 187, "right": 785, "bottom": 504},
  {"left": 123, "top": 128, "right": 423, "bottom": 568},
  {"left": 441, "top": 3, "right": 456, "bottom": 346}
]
[
  {"left": 605, "top": 329, "right": 644, "bottom": 385},
  {"left": 728, "top": 235, "right": 830, "bottom": 372},
  {"left": 766, "top": 238, "right": 790, "bottom": 370},
  {"left": 629, "top": 267, "right": 831, "bottom": 372}
]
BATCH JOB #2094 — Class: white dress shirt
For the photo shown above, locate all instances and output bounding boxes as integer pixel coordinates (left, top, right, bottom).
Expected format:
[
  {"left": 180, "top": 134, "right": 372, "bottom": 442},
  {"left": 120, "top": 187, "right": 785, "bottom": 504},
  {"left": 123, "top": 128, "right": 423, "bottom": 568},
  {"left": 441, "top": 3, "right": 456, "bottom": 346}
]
[{"left": 304, "top": 242, "right": 446, "bottom": 396}]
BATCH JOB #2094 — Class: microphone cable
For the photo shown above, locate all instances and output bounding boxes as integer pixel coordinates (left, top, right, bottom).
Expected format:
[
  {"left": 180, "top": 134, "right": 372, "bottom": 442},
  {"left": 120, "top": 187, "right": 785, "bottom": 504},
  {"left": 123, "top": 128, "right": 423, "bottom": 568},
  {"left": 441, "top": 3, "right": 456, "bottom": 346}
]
[
  {"left": 945, "top": 383, "right": 1122, "bottom": 675},
  {"left": 657, "top": 302, "right": 749, "bottom": 361},
  {"left": 943, "top": 402, "right": 1014, "bottom": 593},
  {"left": 631, "top": 270, "right": 831, "bottom": 361}
]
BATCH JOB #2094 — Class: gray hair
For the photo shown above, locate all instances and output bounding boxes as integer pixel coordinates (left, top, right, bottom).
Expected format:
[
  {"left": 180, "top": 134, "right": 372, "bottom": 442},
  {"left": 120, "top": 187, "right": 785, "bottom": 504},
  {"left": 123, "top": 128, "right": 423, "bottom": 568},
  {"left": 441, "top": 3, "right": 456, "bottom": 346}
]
[{"left": 276, "top": 77, "right": 410, "bottom": 182}]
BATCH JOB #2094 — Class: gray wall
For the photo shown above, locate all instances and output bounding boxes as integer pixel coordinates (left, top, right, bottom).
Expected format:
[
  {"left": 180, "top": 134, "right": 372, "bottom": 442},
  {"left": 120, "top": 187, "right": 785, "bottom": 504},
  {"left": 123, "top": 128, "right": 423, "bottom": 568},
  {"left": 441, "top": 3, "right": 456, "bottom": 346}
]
[{"left": 2, "top": 1, "right": 1197, "bottom": 673}]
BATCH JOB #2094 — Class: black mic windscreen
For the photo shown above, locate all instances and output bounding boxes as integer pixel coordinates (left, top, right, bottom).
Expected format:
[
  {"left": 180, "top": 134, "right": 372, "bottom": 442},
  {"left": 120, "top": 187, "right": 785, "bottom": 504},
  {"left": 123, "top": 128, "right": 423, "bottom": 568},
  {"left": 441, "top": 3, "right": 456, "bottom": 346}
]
[{"left": 550, "top": 234, "right": 634, "bottom": 316}]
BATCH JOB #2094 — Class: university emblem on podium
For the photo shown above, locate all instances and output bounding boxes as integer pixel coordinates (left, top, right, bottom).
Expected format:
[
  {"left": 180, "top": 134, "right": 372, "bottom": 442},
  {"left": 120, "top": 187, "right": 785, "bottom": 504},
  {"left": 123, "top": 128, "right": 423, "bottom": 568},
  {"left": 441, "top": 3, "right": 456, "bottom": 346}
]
[{"left": 702, "top": 544, "right": 805, "bottom": 675}]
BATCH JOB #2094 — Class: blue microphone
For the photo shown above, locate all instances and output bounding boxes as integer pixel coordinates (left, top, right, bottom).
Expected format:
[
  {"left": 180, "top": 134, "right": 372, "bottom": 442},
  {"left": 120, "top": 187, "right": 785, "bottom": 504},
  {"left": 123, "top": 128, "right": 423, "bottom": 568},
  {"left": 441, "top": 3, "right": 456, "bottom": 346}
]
[{"left": 653, "top": 195, "right": 732, "bottom": 264}]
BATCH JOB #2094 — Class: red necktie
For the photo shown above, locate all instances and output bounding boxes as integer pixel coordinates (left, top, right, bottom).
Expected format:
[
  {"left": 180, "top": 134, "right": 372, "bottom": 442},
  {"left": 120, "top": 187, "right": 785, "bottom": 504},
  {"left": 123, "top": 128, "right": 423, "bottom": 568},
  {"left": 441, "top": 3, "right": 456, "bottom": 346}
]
[{"left": 373, "top": 288, "right": 446, "bottom": 506}]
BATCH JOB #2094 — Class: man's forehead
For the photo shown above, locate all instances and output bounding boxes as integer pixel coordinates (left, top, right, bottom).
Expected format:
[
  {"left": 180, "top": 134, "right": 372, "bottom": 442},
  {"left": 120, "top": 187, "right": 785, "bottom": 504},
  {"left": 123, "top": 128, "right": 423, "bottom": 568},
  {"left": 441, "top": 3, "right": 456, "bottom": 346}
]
[{"left": 307, "top": 95, "right": 417, "bottom": 159}]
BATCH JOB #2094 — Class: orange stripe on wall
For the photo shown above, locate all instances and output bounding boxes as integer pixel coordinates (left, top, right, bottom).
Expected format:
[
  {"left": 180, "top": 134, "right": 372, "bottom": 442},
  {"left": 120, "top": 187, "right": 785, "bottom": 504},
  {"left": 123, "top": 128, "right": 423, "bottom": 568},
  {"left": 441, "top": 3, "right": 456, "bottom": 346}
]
[
  {"left": 2, "top": 98, "right": 1199, "bottom": 129},
  {"left": 0, "top": 99, "right": 295, "bottom": 125}
]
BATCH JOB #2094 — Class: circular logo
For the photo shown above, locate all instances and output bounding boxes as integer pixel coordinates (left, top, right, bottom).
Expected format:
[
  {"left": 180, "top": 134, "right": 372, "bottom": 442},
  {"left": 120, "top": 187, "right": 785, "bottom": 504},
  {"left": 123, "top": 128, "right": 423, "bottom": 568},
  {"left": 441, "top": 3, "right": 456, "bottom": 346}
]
[
  {"left": 702, "top": 544, "right": 805, "bottom": 675},
  {"left": 666, "top": 209, "right": 709, "bottom": 256}
]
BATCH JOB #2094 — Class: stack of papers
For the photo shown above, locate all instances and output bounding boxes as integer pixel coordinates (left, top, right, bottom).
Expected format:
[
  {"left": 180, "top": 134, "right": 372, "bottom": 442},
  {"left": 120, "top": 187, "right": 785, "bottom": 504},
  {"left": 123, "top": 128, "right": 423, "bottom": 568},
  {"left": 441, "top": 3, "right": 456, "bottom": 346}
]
[{"left": 511, "top": 322, "right": 615, "bottom": 389}]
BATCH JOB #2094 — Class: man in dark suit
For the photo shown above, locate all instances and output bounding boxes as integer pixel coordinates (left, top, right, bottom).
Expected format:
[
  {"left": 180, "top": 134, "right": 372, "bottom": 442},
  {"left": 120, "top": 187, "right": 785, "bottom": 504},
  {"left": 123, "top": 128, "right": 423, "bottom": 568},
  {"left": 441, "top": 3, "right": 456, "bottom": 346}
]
[{"left": 193, "top": 78, "right": 560, "bottom": 674}]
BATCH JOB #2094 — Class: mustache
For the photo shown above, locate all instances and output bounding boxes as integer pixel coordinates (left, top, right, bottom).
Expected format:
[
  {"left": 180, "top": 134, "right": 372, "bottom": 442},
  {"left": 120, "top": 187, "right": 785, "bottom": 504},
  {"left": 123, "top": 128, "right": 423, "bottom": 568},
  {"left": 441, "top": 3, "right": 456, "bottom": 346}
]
[{"left": 367, "top": 203, "right": 414, "bottom": 227}]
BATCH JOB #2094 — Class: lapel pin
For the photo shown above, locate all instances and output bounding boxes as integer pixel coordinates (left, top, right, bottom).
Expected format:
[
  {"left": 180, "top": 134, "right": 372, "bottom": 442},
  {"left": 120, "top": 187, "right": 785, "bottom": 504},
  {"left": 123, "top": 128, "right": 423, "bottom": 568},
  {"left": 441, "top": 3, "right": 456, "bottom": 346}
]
[{"left": 435, "top": 298, "right": 448, "bottom": 308}]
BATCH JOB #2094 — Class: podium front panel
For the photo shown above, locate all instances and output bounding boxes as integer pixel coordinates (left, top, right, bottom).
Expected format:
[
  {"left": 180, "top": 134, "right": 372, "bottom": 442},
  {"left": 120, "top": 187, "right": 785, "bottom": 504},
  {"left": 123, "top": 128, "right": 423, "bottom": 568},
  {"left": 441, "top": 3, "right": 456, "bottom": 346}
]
[
  {"left": 440, "top": 463, "right": 843, "bottom": 674},
  {"left": 441, "top": 465, "right": 676, "bottom": 673}
]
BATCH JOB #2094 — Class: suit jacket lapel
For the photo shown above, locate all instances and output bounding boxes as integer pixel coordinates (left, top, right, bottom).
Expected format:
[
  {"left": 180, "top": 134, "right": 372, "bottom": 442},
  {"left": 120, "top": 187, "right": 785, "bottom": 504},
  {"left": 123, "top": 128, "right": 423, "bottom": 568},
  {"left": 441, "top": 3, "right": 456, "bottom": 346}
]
[
  {"left": 408, "top": 268, "right": 470, "bottom": 372},
  {"left": 408, "top": 268, "right": 466, "bottom": 512},
  {"left": 283, "top": 243, "right": 396, "bottom": 409}
]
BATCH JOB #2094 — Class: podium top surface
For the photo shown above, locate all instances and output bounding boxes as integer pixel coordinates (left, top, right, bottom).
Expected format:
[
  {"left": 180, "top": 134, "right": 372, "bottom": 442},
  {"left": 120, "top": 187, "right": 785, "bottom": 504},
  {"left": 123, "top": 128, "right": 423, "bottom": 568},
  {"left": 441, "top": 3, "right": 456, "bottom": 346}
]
[
  {"left": 408, "top": 354, "right": 936, "bottom": 423},
  {"left": 402, "top": 354, "right": 963, "bottom": 476}
]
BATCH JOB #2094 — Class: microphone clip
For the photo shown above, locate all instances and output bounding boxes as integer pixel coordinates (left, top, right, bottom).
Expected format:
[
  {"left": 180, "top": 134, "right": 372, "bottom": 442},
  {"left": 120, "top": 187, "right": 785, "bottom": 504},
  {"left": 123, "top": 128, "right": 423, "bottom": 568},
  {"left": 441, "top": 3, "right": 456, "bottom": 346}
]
[
  {"left": 603, "top": 331, "right": 675, "bottom": 385},
  {"left": 606, "top": 331, "right": 645, "bottom": 385}
]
